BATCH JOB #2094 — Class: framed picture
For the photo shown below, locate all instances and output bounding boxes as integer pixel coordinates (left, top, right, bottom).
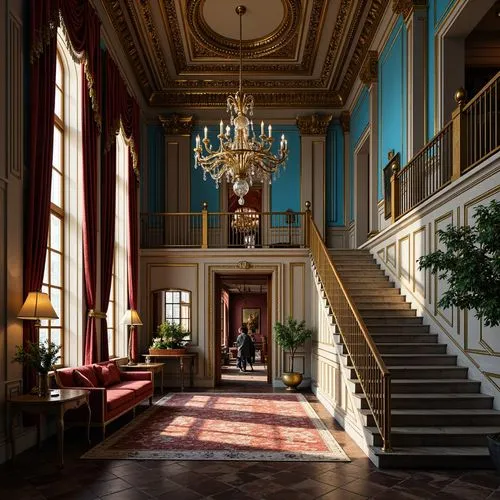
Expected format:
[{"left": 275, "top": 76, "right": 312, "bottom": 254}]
[{"left": 242, "top": 308, "right": 260, "bottom": 334}]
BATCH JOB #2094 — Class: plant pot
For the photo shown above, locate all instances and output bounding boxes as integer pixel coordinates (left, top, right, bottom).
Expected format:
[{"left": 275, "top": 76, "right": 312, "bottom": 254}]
[
  {"left": 149, "top": 348, "right": 187, "bottom": 356},
  {"left": 38, "top": 372, "right": 50, "bottom": 397},
  {"left": 487, "top": 434, "right": 500, "bottom": 472},
  {"left": 282, "top": 372, "right": 303, "bottom": 391}
]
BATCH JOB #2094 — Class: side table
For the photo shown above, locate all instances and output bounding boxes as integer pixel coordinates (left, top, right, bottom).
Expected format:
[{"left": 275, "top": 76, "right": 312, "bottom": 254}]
[
  {"left": 7, "top": 388, "right": 91, "bottom": 467},
  {"left": 120, "top": 363, "right": 165, "bottom": 394}
]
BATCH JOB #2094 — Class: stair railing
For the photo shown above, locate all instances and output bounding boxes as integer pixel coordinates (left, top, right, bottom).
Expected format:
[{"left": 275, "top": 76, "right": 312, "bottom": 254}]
[{"left": 308, "top": 218, "right": 392, "bottom": 452}]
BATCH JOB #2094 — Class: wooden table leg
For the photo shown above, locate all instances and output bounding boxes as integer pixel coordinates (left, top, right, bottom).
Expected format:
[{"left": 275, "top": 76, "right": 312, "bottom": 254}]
[
  {"left": 9, "top": 408, "right": 18, "bottom": 463},
  {"left": 160, "top": 366, "right": 164, "bottom": 395},
  {"left": 190, "top": 356, "right": 194, "bottom": 388},
  {"left": 86, "top": 400, "right": 92, "bottom": 445},
  {"left": 56, "top": 407, "right": 65, "bottom": 468},
  {"left": 179, "top": 357, "right": 185, "bottom": 391}
]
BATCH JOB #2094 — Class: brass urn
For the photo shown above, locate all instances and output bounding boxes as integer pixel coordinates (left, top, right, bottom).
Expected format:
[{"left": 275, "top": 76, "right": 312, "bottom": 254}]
[{"left": 281, "top": 372, "right": 303, "bottom": 391}]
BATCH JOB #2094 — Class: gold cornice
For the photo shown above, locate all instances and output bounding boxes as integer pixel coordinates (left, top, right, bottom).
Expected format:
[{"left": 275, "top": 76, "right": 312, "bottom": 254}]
[
  {"left": 149, "top": 91, "right": 342, "bottom": 108},
  {"left": 337, "top": 0, "right": 386, "bottom": 103},
  {"left": 392, "top": 0, "right": 427, "bottom": 19},
  {"left": 340, "top": 111, "right": 350, "bottom": 133},
  {"left": 296, "top": 114, "right": 333, "bottom": 135},
  {"left": 359, "top": 50, "right": 378, "bottom": 85},
  {"left": 159, "top": 114, "right": 194, "bottom": 136}
]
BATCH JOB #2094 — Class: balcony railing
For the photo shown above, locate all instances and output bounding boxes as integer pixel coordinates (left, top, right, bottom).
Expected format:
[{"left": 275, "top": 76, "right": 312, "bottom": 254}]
[
  {"left": 388, "top": 71, "right": 499, "bottom": 222},
  {"left": 141, "top": 207, "right": 308, "bottom": 249}
]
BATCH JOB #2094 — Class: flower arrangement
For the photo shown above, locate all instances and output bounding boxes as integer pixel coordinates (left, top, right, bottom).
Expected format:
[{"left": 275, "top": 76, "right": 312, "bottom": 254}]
[
  {"left": 12, "top": 339, "right": 61, "bottom": 374},
  {"left": 150, "top": 320, "right": 188, "bottom": 350}
]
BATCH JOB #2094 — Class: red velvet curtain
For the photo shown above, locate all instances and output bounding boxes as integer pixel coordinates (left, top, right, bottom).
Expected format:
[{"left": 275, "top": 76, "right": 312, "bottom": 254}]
[
  {"left": 23, "top": 1, "right": 59, "bottom": 392},
  {"left": 59, "top": 1, "right": 102, "bottom": 364},
  {"left": 99, "top": 53, "right": 121, "bottom": 361}
]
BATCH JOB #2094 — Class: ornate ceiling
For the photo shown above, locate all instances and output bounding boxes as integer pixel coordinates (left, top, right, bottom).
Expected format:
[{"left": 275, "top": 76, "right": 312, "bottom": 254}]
[{"left": 99, "top": 0, "right": 388, "bottom": 109}]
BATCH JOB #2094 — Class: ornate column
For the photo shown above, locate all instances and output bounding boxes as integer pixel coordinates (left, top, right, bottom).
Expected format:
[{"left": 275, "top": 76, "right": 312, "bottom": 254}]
[
  {"left": 296, "top": 114, "right": 332, "bottom": 239},
  {"left": 393, "top": 0, "right": 427, "bottom": 158},
  {"left": 360, "top": 50, "right": 380, "bottom": 237},
  {"left": 159, "top": 114, "right": 194, "bottom": 213}
]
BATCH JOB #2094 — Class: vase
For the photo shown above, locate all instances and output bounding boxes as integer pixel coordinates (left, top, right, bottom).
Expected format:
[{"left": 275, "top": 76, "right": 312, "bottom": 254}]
[
  {"left": 149, "top": 348, "right": 187, "bottom": 356},
  {"left": 281, "top": 372, "right": 303, "bottom": 391},
  {"left": 38, "top": 372, "right": 50, "bottom": 397}
]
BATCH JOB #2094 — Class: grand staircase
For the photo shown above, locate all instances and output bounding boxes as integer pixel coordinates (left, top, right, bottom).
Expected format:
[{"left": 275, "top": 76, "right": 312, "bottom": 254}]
[{"left": 328, "top": 249, "right": 500, "bottom": 468}]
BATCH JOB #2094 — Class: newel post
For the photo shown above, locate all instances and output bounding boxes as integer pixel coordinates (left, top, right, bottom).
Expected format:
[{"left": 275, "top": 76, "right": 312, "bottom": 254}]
[
  {"left": 201, "top": 201, "right": 208, "bottom": 249},
  {"left": 390, "top": 160, "right": 400, "bottom": 224},
  {"left": 304, "top": 201, "right": 311, "bottom": 247},
  {"left": 451, "top": 87, "right": 467, "bottom": 182}
]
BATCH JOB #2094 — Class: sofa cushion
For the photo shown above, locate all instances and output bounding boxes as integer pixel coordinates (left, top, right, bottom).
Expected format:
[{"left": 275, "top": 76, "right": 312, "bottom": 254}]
[
  {"left": 74, "top": 369, "right": 95, "bottom": 387},
  {"left": 75, "top": 365, "right": 99, "bottom": 387},
  {"left": 106, "top": 388, "right": 135, "bottom": 411},
  {"left": 112, "top": 380, "right": 152, "bottom": 398},
  {"left": 94, "top": 362, "right": 121, "bottom": 387}
]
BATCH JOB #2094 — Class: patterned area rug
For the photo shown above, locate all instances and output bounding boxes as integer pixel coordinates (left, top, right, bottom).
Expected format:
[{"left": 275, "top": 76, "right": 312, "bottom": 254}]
[{"left": 82, "top": 392, "right": 350, "bottom": 462}]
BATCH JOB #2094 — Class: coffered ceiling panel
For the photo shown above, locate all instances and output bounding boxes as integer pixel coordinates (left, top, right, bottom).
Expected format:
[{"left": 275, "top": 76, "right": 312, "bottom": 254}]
[{"left": 99, "top": 0, "right": 387, "bottom": 109}]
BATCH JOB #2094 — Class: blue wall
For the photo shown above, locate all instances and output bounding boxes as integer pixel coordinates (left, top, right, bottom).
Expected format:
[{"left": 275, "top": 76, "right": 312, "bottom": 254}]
[
  {"left": 145, "top": 124, "right": 165, "bottom": 213},
  {"left": 349, "top": 88, "right": 369, "bottom": 221},
  {"left": 270, "top": 124, "right": 301, "bottom": 214},
  {"left": 326, "top": 121, "right": 344, "bottom": 226},
  {"left": 191, "top": 125, "right": 222, "bottom": 212},
  {"left": 378, "top": 17, "right": 407, "bottom": 200},
  {"left": 427, "top": 0, "right": 457, "bottom": 139}
]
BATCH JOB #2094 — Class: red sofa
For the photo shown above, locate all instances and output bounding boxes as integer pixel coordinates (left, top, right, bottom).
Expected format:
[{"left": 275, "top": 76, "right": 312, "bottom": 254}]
[{"left": 54, "top": 360, "right": 153, "bottom": 438}]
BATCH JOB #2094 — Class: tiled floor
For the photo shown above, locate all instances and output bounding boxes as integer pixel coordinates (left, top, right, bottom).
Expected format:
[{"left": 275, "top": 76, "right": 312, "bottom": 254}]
[{"left": 1, "top": 364, "right": 499, "bottom": 499}]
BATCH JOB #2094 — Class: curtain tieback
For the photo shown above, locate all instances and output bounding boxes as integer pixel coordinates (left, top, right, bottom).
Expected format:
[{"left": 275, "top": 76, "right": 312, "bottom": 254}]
[{"left": 88, "top": 309, "right": 107, "bottom": 319}]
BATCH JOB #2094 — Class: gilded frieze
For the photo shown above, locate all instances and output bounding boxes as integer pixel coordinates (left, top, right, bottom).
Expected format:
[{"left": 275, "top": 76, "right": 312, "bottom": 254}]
[
  {"left": 359, "top": 50, "right": 378, "bottom": 85},
  {"left": 159, "top": 114, "right": 194, "bottom": 135},
  {"left": 392, "top": 0, "right": 427, "bottom": 19},
  {"left": 296, "top": 114, "right": 333, "bottom": 135}
]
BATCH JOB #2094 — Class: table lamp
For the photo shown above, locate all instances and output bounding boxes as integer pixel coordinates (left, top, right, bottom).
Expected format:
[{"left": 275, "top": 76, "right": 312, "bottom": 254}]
[
  {"left": 18, "top": 291, "right": 59, "bottom": 327},
  {"left": 121, "top": 309, "right": 142, "bottom": 365}
]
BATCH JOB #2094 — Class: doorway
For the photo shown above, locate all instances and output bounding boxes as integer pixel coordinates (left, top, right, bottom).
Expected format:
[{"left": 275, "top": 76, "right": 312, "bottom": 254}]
[{"left": 215, "top": 273, "right": 272, "bottom": 387}]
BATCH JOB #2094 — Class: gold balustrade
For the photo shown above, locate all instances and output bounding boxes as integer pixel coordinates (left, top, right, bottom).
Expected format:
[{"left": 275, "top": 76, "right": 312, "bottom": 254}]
[{"left": 308, "top": 217, "right": 392, "bottom": 452}]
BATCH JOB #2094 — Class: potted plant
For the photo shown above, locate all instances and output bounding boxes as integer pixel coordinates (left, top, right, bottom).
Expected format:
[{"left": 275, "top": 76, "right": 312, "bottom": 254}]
[
  {"left": 149, "top": 320, "right": 189, "bottom": 355},
  {"left": 274, "top": 317, "right": 313, "bottom": 391},
  {"left": 12, "top": 339, "right": 60, "bottom": 396},
  {"left": 418, "top": 199, "right": 500, "bottom": 470}
]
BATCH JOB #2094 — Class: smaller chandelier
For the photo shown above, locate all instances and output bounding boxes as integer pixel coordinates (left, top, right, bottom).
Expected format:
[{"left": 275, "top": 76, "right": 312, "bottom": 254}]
[{"left": 193, "top": 5, "right": 288, "bottom": 206}]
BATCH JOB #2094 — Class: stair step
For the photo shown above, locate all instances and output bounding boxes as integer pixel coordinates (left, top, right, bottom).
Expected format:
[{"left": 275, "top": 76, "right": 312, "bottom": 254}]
[
  {"left": 335, "top": 264, "right": 381, "bottom": 270},
  {"left": 353, "top": 393, "right": 493, "bottom": 410},
  {"left": 350, "top": 295, "right": 406, "bottom": 303},
  {"left": 349, "top": 287, "right": 400, "bottom": 295},
  {"left": 349, "top": 378, "right": 480, "bottom": 394},
  {"left": 371, "top": 333, "right": 438, "bottom": 343},
  {"left": 360, "top": 309, "right": 417, "bottom": 317},
  {"left": 364, "top": 316, "right": 423, "bottom": 325},
  {"left": 380, "top": 354, "right": 457, "bottom": 366},
  {"left": 384, "top": 365, "right": 469, "bottom": 379},
  {"left": 367, "top": 324, "right": 430, "bottom": 333},
  {"left": 337, "top": 269, "right": 387, "bottom": 277},
  {"left": 342, "top": 276, "right": 390, "bottom": 283},
  {"left": 360, "top": 409, "right": 500, "bottom": 427},
  {"left": 367, "top": 426, "right": 500, "bottom": 447},
  {"left": 356, "top": 301, "right": 411, "bottom": 310},
  {"left": 370, "top": 446, "right": 494, "bottom": 469},
  {"left": 375, "top": 343, "right": 447, "bottom": 354}
]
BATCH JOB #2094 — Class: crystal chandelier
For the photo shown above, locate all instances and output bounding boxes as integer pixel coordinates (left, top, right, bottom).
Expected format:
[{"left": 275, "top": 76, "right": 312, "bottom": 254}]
[{"left": 193, "top": 5, "right": 288, "bottom": 206}]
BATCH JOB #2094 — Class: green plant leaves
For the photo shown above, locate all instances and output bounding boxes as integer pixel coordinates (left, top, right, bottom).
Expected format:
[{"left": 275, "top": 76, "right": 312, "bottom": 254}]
[{"left": 274, "top": 317, "right": 313, "bottom": 372}]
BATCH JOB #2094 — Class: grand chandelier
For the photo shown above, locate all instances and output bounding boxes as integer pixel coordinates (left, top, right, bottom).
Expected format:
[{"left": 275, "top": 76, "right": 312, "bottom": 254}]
[{"left": 193, "top": 5, "right": 288, "bottom": 206}]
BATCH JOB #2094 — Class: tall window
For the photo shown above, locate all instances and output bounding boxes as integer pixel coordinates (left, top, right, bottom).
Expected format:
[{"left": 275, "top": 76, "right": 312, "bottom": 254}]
[
  {"left": 165, "top": 290, "right": 191, "bottom": 333},
  {"left": 107, "top": 264, "right": 116, "bottom": 357},
  {"left": 41, "top": 52, "right": 65, "bottom": 363}
]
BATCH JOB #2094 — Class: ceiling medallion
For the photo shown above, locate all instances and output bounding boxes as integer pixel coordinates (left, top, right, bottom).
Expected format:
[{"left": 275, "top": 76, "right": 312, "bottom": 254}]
[
  {"left": 193, "top": 5, "right": 289, "bottom": 206},
  {"left": 187, "top": 0, "right": 299, "bottom": 58}
]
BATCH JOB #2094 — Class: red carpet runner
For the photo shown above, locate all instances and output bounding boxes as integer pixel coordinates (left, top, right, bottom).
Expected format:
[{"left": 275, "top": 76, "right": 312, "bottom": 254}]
[{"left": 82, "top": 393, "right": 350, "bottom": 462}]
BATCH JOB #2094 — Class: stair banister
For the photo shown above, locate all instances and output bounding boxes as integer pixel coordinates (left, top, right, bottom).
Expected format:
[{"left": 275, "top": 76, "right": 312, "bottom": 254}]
[{"left": 307, "top": 216, "right": 392, "bottom": 452}]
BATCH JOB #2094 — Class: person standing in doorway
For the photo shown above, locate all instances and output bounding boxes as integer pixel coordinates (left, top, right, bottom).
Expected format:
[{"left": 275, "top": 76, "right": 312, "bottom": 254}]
[{"left": 236, "top": 325, "right": 253, "bottom": 372}]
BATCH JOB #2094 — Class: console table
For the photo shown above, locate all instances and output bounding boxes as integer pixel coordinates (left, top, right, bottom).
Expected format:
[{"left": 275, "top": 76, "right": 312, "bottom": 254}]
[
  {"left": 7, "top": 388, "right": 90, "bottom": 467},
  {"left": 143, "top": 353, "right": 196, "bottom": 391},
  {"left": 120, "top": 362, "right": 165, "bottom": 394}
]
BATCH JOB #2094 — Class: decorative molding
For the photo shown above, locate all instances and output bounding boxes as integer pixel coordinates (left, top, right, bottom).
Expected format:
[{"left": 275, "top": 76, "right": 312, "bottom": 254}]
[
  {"left": 159, "top": 114, "right": 194, "bottom": 136},
  {"left": 236, "top": 261, "right": 252, "bottom": 270},
  {"left": 340, "top": 111, "right": 350, "bottom": 133},
  {"left": 359, "top": 50, "right": 378, "bottom": 85},
  {"left": 392, "top": 0, "right": 427, "bottom": 19},
  {"left": 296, "top": 114, "right": 333, "bottom": 135}
]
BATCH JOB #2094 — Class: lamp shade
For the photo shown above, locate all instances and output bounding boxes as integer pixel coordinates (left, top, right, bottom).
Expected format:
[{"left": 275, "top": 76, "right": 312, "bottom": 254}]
[
  {"left": 18, "top": 291, "right": 59, "bottom": 320},
  {"left": 121, "top": 309, "right": 143, "bottom": 326}
]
